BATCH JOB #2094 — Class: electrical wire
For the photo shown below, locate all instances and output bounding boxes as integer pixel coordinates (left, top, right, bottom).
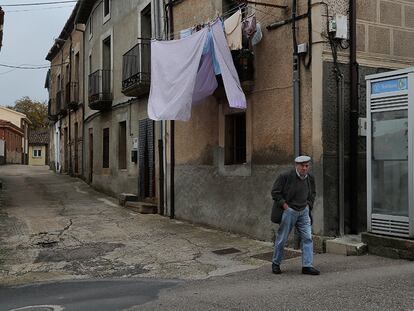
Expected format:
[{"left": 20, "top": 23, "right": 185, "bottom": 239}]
[
  {"left": 0, "top": 0, "right": 76, "bottom": 7},
  {"left": 0, "top": 62, "right": 69, "bottom": 69},
  {"left": 4, "top": 4, "right": 74, "bottom": 13}
]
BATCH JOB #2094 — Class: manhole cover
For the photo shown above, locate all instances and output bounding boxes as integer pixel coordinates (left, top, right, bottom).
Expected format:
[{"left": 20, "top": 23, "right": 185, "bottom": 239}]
[
  {"left": 9, "top": 306, "right": 64, "bottom": 311},
  {"left": 212, "top": 247, "right": 241, "bottom": 255}
]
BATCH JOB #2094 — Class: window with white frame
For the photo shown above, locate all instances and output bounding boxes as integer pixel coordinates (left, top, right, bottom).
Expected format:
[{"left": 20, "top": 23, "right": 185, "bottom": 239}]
[
  {"left": 33, "top": 148, "right": 42, "bottom": 158},
  {"left": 103, "top": 0, "right": 111, "bottom": 23}
]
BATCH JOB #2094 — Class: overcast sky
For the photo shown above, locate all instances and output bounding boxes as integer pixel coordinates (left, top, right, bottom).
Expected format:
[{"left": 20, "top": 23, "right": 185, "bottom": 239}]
[{"left": 0, "top": 1, "right": 75, "bottom": 106}]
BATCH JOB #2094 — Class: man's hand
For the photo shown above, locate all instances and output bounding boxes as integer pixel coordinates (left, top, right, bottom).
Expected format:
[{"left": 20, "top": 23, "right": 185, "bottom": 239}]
[{"left": 283, "top": 202, "right": 289, "bottom": 210}]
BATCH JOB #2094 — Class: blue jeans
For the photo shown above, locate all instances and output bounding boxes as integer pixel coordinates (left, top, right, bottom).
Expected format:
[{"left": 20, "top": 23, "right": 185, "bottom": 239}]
[{"left": 272, "top": 206, "right": 314, "bottom": 267}]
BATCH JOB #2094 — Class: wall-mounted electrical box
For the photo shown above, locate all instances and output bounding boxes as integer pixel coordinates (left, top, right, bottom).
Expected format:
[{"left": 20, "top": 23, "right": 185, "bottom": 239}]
[
  {"left": 297, "top": 43, "right": 308, "bottom": 55},
  {"left": 328, "top": 14, "right": 348, "bottom": 40},
  {"left": 358, "top": 117, "right": 367, "bottom": 136}
]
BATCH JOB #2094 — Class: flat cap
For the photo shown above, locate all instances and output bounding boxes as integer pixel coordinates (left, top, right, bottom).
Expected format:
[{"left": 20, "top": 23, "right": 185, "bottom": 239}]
[{"left": 295, "top": 155, "right": 311, "bottom": 163}]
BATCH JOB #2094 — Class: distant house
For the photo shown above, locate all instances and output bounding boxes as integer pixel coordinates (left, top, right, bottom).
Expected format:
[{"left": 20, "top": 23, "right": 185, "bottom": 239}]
[
  {"left": 0, "top": 106, "right": 31, "bottom": 164},
  {"left": 0, "top": 120, "right": 24, "bottom": 164},
  {"left": 28, "top": 130, "right": 49, "bottom": 166}
]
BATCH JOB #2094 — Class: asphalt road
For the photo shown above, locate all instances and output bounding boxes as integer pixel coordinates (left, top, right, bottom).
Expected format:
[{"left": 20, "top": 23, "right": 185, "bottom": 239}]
[
  {"left": 0, "top": 165, "right": 413, "bottom": 311},
  {"left": 0, "top": 279, "right": 178, "bottom": 311}
]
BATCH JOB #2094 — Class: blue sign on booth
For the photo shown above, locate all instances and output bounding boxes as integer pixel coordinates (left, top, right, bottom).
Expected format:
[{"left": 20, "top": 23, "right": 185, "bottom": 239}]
[{"left": 372, "top": 78, "right": 408, "bottom": 95}]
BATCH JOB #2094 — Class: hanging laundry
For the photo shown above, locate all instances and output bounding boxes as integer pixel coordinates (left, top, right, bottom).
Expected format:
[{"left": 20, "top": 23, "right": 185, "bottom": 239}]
[
  {"left": 243, "top": 15, "right": 256, "bottom": 38},
  {"left": 203, "top": 31, "right": 221, "bottom": 75},
  {"left": 224, "top": 10, "right": 242, "bottom": 50},
  {"left": 148, "top": 18, "right": 246, "bottom": 121},
  {"left": 148, "top": 28, "right": 209, "bottom": 121},
  {"left": 192, "top": 52, "right": 218, "bottom": 104},
  {"left": 252, "top": 22, "right": 263, "bottom": 46},
  {"left": 211, "top": 18, "right": 246, "bottom": 109},
  {"left": 180, "top": 27, "right": 193, "bottom": 39}
]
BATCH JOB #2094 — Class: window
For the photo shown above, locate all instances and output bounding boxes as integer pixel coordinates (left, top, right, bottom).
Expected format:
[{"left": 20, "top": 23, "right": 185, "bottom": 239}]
[
  {"left": 225, "top": 113, "right": 246, "bottom": 165},
  {"left": 102, "top": 128, "right": 109, "bottom": 168},
  {"left": 89, "top": 16, "right": 93, "bottom": 39},
  {"left": 33, "top": 149, "right": 42, "bottom": 158},
  {"left": 103, "top": 0, "right": 110, "bottom": 23},
  {"left": 118, "top": 121, "right": 127, "bottom": 169}
]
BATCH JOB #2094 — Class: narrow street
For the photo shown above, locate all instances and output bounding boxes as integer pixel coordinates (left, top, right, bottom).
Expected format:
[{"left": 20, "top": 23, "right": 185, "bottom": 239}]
[
  {"left": 0, "top": 165, "right": 413, "bottom": 311},
  {"left": 0, "top": 165, "right": 273, "bottom": 284}
]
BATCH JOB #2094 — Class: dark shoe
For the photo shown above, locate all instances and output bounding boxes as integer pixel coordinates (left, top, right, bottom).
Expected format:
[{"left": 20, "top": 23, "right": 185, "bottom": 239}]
[
  {"left": 272, "top": 264, "right": 281, "bottom": 274},
  {"left": 302, "top": 267, "right": 320, "bottom": 275}
]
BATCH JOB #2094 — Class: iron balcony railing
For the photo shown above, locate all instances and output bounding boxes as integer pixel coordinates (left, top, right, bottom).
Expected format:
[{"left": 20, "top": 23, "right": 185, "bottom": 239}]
[
  {"left": 88, "top": 69, "right": 112, "bottom": 108},
  {"left": 122, "top": 41, "right": 150, "bottom": 97}
]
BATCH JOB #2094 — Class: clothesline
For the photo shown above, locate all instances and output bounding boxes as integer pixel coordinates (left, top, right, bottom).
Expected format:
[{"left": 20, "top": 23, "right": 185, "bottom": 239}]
[
  {"left": 148, "top": 18, "right": 247, "bottom": 121},
  {"left": 149, "top": 4, "right": 270, "bottom": 41}
]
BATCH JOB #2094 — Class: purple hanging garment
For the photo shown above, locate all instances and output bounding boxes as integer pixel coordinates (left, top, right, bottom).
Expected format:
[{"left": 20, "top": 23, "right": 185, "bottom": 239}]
[{"left": 192, "top": 52, "right": 218, "bottom": 104}]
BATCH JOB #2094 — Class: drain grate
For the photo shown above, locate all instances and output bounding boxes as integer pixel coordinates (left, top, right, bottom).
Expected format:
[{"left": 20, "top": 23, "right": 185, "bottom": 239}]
[
  {"left": 251, "top": 249, "right": 301, "bottom": 262},
  {"left": 212, "top": 247, "right": 241, "bottom": 255}
]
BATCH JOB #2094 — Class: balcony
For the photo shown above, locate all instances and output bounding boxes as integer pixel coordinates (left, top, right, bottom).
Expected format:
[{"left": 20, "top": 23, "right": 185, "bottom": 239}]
[
  {"left": 56, "top": 90, "right": 67, "bottom": 116},
  {"left": 88, "top": 69, "right": 112, "bottom": 110},
  {"left": 66, "top": 81, "right": 80, "bottom": 110},
  {"left": 121, "top": 41, "right": 150, "bottom": 97}
]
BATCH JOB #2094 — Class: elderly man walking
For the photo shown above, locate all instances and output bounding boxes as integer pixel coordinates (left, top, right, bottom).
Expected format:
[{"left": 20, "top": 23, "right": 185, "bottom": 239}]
[{"left": 270, "top": 155, "right": 320, "bottom": 275}]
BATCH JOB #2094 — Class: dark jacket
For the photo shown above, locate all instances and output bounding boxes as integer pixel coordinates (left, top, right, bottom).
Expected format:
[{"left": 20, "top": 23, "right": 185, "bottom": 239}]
[{"left": 270, "top": 169, "right": 316, "bottom": 223}]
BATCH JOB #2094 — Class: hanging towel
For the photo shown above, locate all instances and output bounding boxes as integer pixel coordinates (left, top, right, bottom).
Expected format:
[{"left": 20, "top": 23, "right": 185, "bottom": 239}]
[
  {"left": 203, "top": 31, "right": 221, "bottom": 75},
  {"left": 148, "top": 28, "right": 209, "bottom": 121},
  {"left": 224, "top": 10, "right": 242, "bottom": 50},
  {"left": 211, "top": 18, "right": 246, "bottom": 109},
  {"left": 180, "top": 27, "right": 193, "bottom": 39},
  {"left": 252, "top": 22, "right": 263, "bottom": 46},
  {"left": 243, "top": 15, "right": 256, "bottom": 38}
]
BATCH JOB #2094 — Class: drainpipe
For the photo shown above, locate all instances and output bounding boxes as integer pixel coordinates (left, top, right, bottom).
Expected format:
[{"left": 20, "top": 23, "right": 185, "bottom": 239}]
[
  {"left": 349, "top": 0, "right": 358, "bottom": 233},
  {"left": 292, "top": 0, "right": 300, "bottom": 157},
  {"left": 167, "top": 0, "right": 175, "bottom": 219},
  {"left": 154, "top": 0, "right": 164, "bottom": 215},
  {"left": 338, "top": 73, "right": 345, "bottom": 236},
  {"left": 68, "top": 33, "right": 73, "bottom": 176}
]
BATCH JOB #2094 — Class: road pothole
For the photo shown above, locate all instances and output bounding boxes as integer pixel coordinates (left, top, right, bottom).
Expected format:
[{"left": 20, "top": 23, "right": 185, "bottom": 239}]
[{"left": 34, "top": 242, "right": 125, "bottom": 263}]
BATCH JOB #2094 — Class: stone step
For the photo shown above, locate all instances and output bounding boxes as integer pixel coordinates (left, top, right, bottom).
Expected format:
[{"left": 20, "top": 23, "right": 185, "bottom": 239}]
[
  {"left": 118, "top": 193, "right": 138, "bottom": 207},
  {"left": 125, "top": 201, "right": 158, "bottom": 214},
  {"left": 326, "top": 235, "right": 367, "bottom": 256},
  {"left": 361, "top": 232, "right": 414, "bottom": 261}
]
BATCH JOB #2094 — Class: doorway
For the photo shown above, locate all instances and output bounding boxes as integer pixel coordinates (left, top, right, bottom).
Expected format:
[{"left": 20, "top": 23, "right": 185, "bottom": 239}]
[{"left": 138, "top": 119, "right": 155, "bottom": 200}]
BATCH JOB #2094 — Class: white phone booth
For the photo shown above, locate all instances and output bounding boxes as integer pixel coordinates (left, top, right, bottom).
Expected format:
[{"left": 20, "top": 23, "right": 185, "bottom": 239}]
[{"left": 366, "top": 68, "right": 413, "bottom": 238}]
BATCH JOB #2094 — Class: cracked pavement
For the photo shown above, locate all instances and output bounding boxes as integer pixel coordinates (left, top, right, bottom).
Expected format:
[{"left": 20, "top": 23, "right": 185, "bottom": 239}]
[{"left": 0, "top": 165, "right": 273, "bottom": 286}]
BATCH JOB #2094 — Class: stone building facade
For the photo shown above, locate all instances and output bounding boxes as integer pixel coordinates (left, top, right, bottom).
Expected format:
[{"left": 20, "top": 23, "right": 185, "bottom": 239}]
[
  {"left": 74, "top": 0, "right": 164, "bottom": 201},
  {"left": 46, "top": 2, "right": 84, "bottom": 176},
  {"left": 165, "top": 0, "right": 414, "bottom": 241}
]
